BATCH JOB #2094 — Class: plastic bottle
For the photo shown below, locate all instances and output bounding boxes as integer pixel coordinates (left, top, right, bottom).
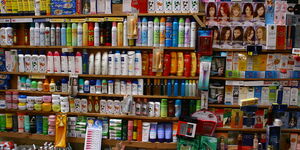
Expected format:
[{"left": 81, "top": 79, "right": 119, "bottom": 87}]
[
  {"left": 84, "top": 80, "right": 90, "bottom": 93},
  {"left": 135, "top": 50, "right": 142, "bottom": 76},
  {"left": 185, "top": 80, "right": 189, "bottom": 96},
  {"left": 37, "top": 81, "right": 43, "bottom": 91},
  {"left": 66, "top": 23, "right": 72, "bottom": 46},
  {"left": 82, "top": 49, "right": 89, "bottom": 74},
  {"left": 78, "top": 79, "right": 84, "bottom": 93},
  {"left": 88, "top": 22, "right": 94, "bottom": 46},
  {"left": 174, "top": 80, "right": 179, "bottom": 96},
  {"left": 83, "top": 23, "right": 88, "bottom": 46},
  {"left": 177, "top": 52, "right": 184, "bottom": 76},
  {"left": 50, "top": 24, "right": 56, "bottom": 46},
  {"left": 108, "top": 51, "right": 115, "bottom": 75},
  {"left": 167, "top": 80, "right": 172, "bottom": 96},
  {"left": 172, "top": 18, "right": 179, "bottom": 47},
  {"left": 161, "top": 99, "right": 168, "bottom": 117},
  {"left": 159, "top": 17, "right": 166, "bottom": 47},
  {"left": 115, "top": 50, "right": 121, "bottom": 75},
  {"left": 102, "top": 52, "right": 108, "bottom": 75},
  {"left": 95, "top": 52, "right": 101, "bottom": 75},
  {"left": 29, "top": 23, "right": 35, "bottom": 46},
  {"left": 31, "top": 50, "right": 39, "bottom": 73},
  {"left": 184, "top": 18, "right": 191, "bottom": 47},
  {"left": 175, "top": 100, "right": 181, "bottom": 117},
  {"left": 95, "top": 79, "right": 102, "bottom": 94},
  {"left": 55, "top": 80, "right": 61, "bottom": 92},
  {"left": 61, "top": 52, "right": 68, "bottom": 73},
  {"left": 153, "top": 17, "right": 160, "bottom": 47},
  {"left": 53, "top": 51, "right": 61, "bottom": 73},
  {"left": 191, "top": 52, "right": 196, "bottom": 77},
  {"left": 61, "top": 23, "right": 66, "bottom": 46},
  {"left": 46, "top": 51, "right": 53, "bottom": 73},
  {"left": 108, "top": 80, "right": 114, "bottom": 94},
  {"left": 94, "top": 22, "right": 100, "bottom": 46},
  {"left": 184, "top": 53, "right": 191, "bottom": 77},
  {"left": 162, "top": 52, "right": 171, "bottom": 76},
  {"left": 77, "top": 23, "right": 83, "bottom": 46},
  {"left": 190, "top": 21, "right": 196, "bottom": 47},
  {"left": 148, "top": 18, "right": 154, "bottom": 46},
  {"left": 49, "top": 79, "right": 55, "bottom": 92},
  {"left": 117, "top": 22, "right": 123, "bottom": 46},
  {"left": 25, "top": 78, "right": 31, "bottom": 90},
  {"left": 121, "top": 51, "right": 128, "bottom": 75},
  {"left": 5, "top": 24, "right": 13, "bottom": 45},
  {"left": 90, "top": 80, "right": 96, "bottom": 93},
  {"left": 0, "top": 25, "right": 5, "bottom": 45},
  {"left": 75, "top": 52, "right": 82, "bottom": 74},
  {"left": 170, "top": 52, "right": 177, "bottom": 75},
  {"left": 45, "top": 26, "right": 50, "bottom": 46},
  {"left": 24, "top": 50, "right": 31, "bottom": 72},
  {"left": 31, "top": 80, "right": 37, "bottom": 91},
  {"left": 39, "top": 23, "right": 45, "bottom": 46},
  {"left": 136, "top": 18, "right": 142, "bottom": 46},
  {"left": 123, "top": 19, "right": 128, "bottom": 46},
  {"left": 141, "top": 17, "right": 148, "bottom": 46},
  {"left": 18, "top": 50, "right": 25, "bottom": 72},
  {"left": 102, "top": 80, "right": 108, "bottom": 94},
  {"left": 128, "top": 51, "right": 135, "bottom": 76},
  {"left": 88, "top": 53, "right": 95, "bottom": 74},
  {"left": 111, "top": 22, "right": 117, "bottom": 46},
  {"left": 55, "top": 24, "right": 61, "bottom": 46},
  {"left": 68, "top": 52, "right": 75, "bottom": 73},
  {"left": 61, "top": 78, "right": 68, "bottom": 92},
  {"left": 72, "top": 23, "right": 77, "bottom": 46},
  {"left": 165, "top": 17, "right": 173, "bottom": 47},
  {"left": 34, "top": 23, "right": 40, "bottom": 46},
  {"left": 178, "top": 18, "right": 185, "bottom": 47}
]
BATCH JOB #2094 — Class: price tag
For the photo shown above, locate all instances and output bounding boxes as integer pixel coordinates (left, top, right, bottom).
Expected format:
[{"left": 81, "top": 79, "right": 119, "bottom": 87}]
[
  {"left": 11, "top": 18, "right": 33, "bottom": 23},
  {"left": 29, "top": 75, "right": 46, "bottom": 79},
  {"left": 34, "top": 18, "right": 49, "bottom": 23},
  {"left": 86, "top": 18, "right": 104, "bottom": 22},
  {"left": 50, "top": 19, "right": 66, "bottom": 22},
  {"left": 70, "top": 19, "right": 86, "bottom": 23},
  {"left": 104, "top": 17, "right": 124, "bottom": 22},
  {"left": 292, "top": 48, "right": 300, "bottom": 55},
  {"left": 0, "top": 19, "right": 10, "bottom": 23}
]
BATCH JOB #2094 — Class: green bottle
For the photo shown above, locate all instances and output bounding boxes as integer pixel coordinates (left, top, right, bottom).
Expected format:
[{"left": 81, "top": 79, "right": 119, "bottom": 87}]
[
  {"left": 31, "top": 81, "right": 37, "bottom": 91},
  {"left": 178, "top": 18, "right": 185, "bottom": 47},
  {"left": 24, "top": 115, "right": 30, "bottom": 133},
  {"left": 161, "top": 99, "right": 168, "bottom": 117},
  {"left": 0, "top": 114, "right": 5, "bottom": 131},
  {"left": 153, "top": 17, "right": 160, "bottom": 47},
  {"left": 79, "top": 78, "right": 84, "bottom": 93},
  {"left": 196, "top": 100, "right": 201, "bottom": 111},
  {"left": 42, "top": 116, "right": 48, "bottom": 135},
  {"left": 66, "top": 23, "right": 72, "bottom": 46}
]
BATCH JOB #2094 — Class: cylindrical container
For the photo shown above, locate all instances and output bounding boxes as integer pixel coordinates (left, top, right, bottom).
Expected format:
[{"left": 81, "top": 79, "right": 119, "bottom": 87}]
[
  {"left": 17, "top": 113, "right": 25, "bottom": 132},
  {"left": 160, "top": 99, "right": 168, "bottom": 117},
  {"left": 0, "top": 114, "right": 6, "bottom": 131},
  {"left": 175, "top": 100, "right": 182, "bottom": 118},
  {"left": 42, "top": 116, "right": 48, "bottom": 135},
  {"left": 26, "top": 103, "right": 34, "bottom": 110},
  {"left": 35, "top": 115, "right": 43, "bottom": 134},
  {"left": 18, "top": 95, "right": 27, "bottom": 103},
  {"left": 18, "top": 103, "right": 26, "bottom": 110},
  {"left": 34, "top": 103, "right": 42, "bottom": 111},
  {"left": 24, "top": 115, "right": 30, "bottom": 133},
  {"left": 12, "top": 92, "right": 18, "bottom": 103},
  {"left": 148, "top": 102, "right": 155, "bottom": 117},
  {"left": 154, "top": 102, "right": 161, "bottom": 117},
  {"left": 5, "top": 91, "right": 12, "bottom": 103}
]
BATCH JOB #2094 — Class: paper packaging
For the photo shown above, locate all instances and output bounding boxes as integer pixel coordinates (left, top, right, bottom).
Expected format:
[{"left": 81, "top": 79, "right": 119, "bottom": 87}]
[
  {"left": 276, "top": 25, "right": 286, "bottom": 50},
  {"left": 282, "top": 87, "right": 291, "bottom": 105},
  {"left": 173, "top": 0, "right": 181, "bottom": 13},
  {"left": 290, "top": 88, "right": 298, "bottom": 106},
  {"left": 266, "top": 25, "right": 277, "bottom": 49},
  {"left": 164, "top": 0, "right": 172, "bottom": 13},
  {"left": 181, "top": 0, "right": 189, "bottom": 13},
  {"left": 290, "top": 133, "right": 298, "bottom": 150},
  {"left": 97, "top": 0, "right": 105, "bottom": 13},
  {"left": 148, "top": 0, "right": 155, "bottom": 13},
  {"left": 190, "top": 0, "right": 198, "bottom": 13},
  {"left": 155, "top": 0, "right": 164, "bottom": 13}
]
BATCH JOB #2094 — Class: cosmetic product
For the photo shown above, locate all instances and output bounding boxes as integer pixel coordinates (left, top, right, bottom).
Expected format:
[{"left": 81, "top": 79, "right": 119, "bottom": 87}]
[
  {"left": 61, "top": 78, "right": 68, "bottom": 92},
  {"left": 157, "top": 123, "right": 165, "bottom": 142},
  {"left": 30, "top": 50, "right": 38, "bottom": 73},
  {"left": 161, "top": 99, "right": 168, "bottom": 117},
  {"left": 128, "top": 51, "right": 135, "bottom": 76},
  {"left": 177, "top": 52, "right": 184, "bottom": 76},
  {"left": 46, "top": 51, "right": 53, "bottom": 73},
  {"left": 49, "top": 79, "right": 55, "bottom": 92},
  {"left": 102, "top": 51, "right": 108, "bottom": 75},
  {"left": 38, "top": 50, "right": 47, "bottom": 73},
  {"left": 122, "top": 19, "right": 128, "bottom": 46},
  {"left": 90, "top": 80, "right": 96, "bottom": 93},
  {"left": 82, "top": 49, "right": 89, "bottom": 74},
  {"left": 171, "top": 17, "right": 179, "bottom": 47},
  {"left": 111, "top": 22, "right": 117, "bottom": 46},
  {"left": 134, "top": 50, "right": 142, "bottom": 76},
  {"left": 17, "top": 50, "right": 25, "bottom": 73},
  {"left": 34, "top": 23, "right": 40, "bottom": 46},
  {"left": 165, "top": 123, "right": 172, "bottom": 143},
  {"left": 142, "top": 122, "right": 150, "bottom": 142},
  {"left": 114, "top": 50, "right": 121, "bottom": 75},
  {"left": 61, "top": 23, "right": 66, "bottom": 46},
  {"left": 102, "top": 80, "right": 108, "bottom": 94},
  {"left": 53, "top": 51, "right": 61, "bottom": 73},
  {"left": 83, "top": 23, "right": 88, "bottom": 46},
  {"left": 159, "top": 17, "right": 166, "bottom": 47},
  {"left": 120, "top": 80, "right": 126, "bottom": 95},
  {"left": 141, "top": 17, "right": 148, "bottom": 46},
  {"left": 184, "top": 53, "right": 191, "bottom": 77},
  {"left": 29, "top": 23, "right": 35, "bottom": 46},
  {"left": 190, "top": 21, "right": 196, "bottom": 47},
  {"left": 136, "top": 18, "right": 142, "bottom": 46},
  {"left": 66, "top": 23, "right": 72, "bottom": 46},
  {"left": 55, "top": 24, "right": 61, "bottom": 46},
  {"left": 108, "top": 50, "right": 115, "bottom": 75},
  {"left": 165, "top": 17, "right": 173, "bottom": 47},
  {"left": 93, "top": 22, "right": 100, "bottom": 46},
  {"left": 184, "top": 18, "right": 191, "bottom": 47},
  {"left": 83, "top": 80, "right": 90, "bottom": 93},
  {"left": 71, "top": 23, "right": 77, "bottom": 46},
  {"left": 39, "top": 23, "right": 45, "bottom": 46},
  {"left": 121, "top": 51, "right": 128, "bottom": 75},
  {"left": 45, "top": 26, "right": 50, "bottom": 46},
  {"left": 116, "top": 22, "right": 123, "bottom": 46},
  {"left": 77, "top": 23, "right": 83, "bottom": 46},
  {"left": 178, "top": 18, "right": 184, "bottom": 47},
  {"left": 24, "top": 50, "right": 31, "bottom": 73},
  {"left": 88, "top": 53, "right": 94, "bottom": 75},
  {"left": 114, "top": 79, "right": 120, "bottom": 94},
  {"left": 61, "top": 52, "right": 68, "bottom": 73},
  {"left": 95, "top": 52, "right": 101, "bottom": 75},
  {"left": 68, "top": 52, "right": 75, "bottom": 73}
]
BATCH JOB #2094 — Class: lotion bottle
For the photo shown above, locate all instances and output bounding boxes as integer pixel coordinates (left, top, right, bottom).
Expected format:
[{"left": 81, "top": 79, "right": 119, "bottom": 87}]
[
  {"left": 101, "top": 51, "right": 108, "bottom": 75},
  {"left": 75, "top": 52, "right": 83, "bottom": 74},
  {"left": 24, "top": 50, "right": 31, "bottom": 72},
  {"left": 46, "top": 51, "right": 53, "bottom": 73},
  {"left": 18, "top": 50, "right": 25, "bottom": 72},
  {"left": 121, "top": 51, "right": 128, "bottom": 75},
  {"left": 53, "top": 51, "right": 61, "bottom": 73},
  {"left": 61, "top": 52, "right": 68, "bottom": 73},
  {"left": 108, "top": 51, "right": 115, "bottom": 75},
  {"left": 115, "top": 50, "right": 121, "bottom": 75},
  {"left": 38, "top": 50, "right": 47, "bottom": 73},
  {"left": 135, "top": 50, "right": 142, "bottom": 76},
  {"left": 30, "top": 23, "right": 35, "bottom": 46},
  {"left": 49, "top": 79, "right": 56, "bottom": 92},
  {"left": 88, "top": 53, "right": 95, "bottom": 75},
  {"left": 68, "top": 52, "right": 75, "bottom": 73},
  {"left": 95, "top": 52, "right": 101, "bottom": 75}
]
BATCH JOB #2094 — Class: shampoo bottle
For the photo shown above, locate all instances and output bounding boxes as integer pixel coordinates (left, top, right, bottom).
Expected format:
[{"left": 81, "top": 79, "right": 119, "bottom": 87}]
[
  {"left": 38, "top": 50, "right": 47, "bottom": 73},
  {"left": 75, "top": 52, "right": 82, "bottom": 74},
  {"left": 170, "top": 52, "right": 177, "bottom": 75},
  {"left": 46, "top": 51, "right": 53, "bottom": 73},
  {"left": 177, "top": 52, "right": 184, "bottom": 76},
  {"left": 115, "top": 50, "right": 121, "bottom": 75},
  {"left": 162, "top": 52, "right": 171, "bottom": 76},
  {"left": 108, "top": 51, "right": 115, "bottom": 75},
  {"left": 184, "top": 53, "right": 191, "bottom": 77},
  {"left": 121, "top": 51, "right": 128, "bottom": 75},
  {"left": 95, "top": 52, "right": 102, "bottom": 75},
  {"left": 53, "top": 51, "right": 61, "bottom": 73}
]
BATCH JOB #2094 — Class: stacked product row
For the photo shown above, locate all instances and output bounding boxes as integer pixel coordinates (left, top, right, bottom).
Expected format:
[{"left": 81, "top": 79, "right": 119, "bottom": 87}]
[
  {"left": 1, "top": 17, "right": 196, "bottom": 48},
  {"left": 4, "top": 49, "right": 199, "bottom": 77},
  {"left": 67, "top": 116, "right": 178, "bottom": 143},
  {"left": 0, "top": 113, "right": 56, "bottom": 135}
]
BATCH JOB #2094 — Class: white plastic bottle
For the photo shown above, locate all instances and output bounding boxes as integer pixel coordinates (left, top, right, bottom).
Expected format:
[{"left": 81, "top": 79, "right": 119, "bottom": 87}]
[
  {"left": 29, "top": 23, "right": 35, "bottom": 46},
  {"left": 184, "top": 18, "right": 191, "bottom": 47},
  {"left": 190, "top": 22, "right": 196, "bottom": 48},
  {"left": 38, "top": 50, "right": 47, "bottom": 73},
  {"left": 94, "top": 23, "right": 100, "bottom": 46},
  {"left": 24, "top": 50, "right": 31, "bottom": 72},
  {"left": 89, "top": 53, "right": 95, "bottom": 75},
  {"left": 108, "top": 51, "right": 115, "bottom": 75},
  {"left": 137, "top": 79, "right": 143, "bottom": 95},
  {"left": 134, "top": 50, "right": 142, "bottom": 76},
  {"left": 128, "top": 51, "right": 135, "bottom": 76},
  {"left": 72, "top": 23, "right": 77, "bottom": 46},
  {"left": 75, "top": 52, "right": 82, "bottom": 74},
  {"left": 31, "top": 50, "right": 39, "bottom": 73},
  {"left": 61, "top": 52, "right": 68, "bottom": 73},
  {"left": 95, "top": 52, "right": 101, "bottom": 75},
  {"left": 18, "top": 50, "right": 25, "bottom": 72},
  {"left": 77, "top": 23, "right": 83, "bottom": 46},
  {"left": 123, "top": 19, "right": 128, "bottom": 46},
  {"left": 34, "top": 23, "right": 40, "bottom": 46},
  {"left": 55, "top": 24, "right": 61, "bottom": 46},
  {"left": 102, "top": 52, "right": 108, "bottom": 75},
  {"left": 5, "top": 25, "right": 13, "bottom": 45},
  {"left": 45, "top": 26, "right": 50, "bottom": 46},
  {"left": 111, "top": 22, "right": 117, "bottom": 46},
  {"left": 47, "top": 51, "right": 54, "bottom": 73},
  {"left": 121, "top": 51, "right": 128, "bottom": 76},
  {"left": 115, "top": 50, "right": 121, "bottom": 75},
  {"left": 147, "top": 20, "right": 154, "bottom": 46},
  {"left": 114, "top": 79, "right": 121, "bottom": 94},
  {"left": 50, "top": 24, "right": 56, "bottom": 46},
  {"left": 53, "top": 51, "right": 61, "bottom": 73},
  {"left": 68, "top": 52, "right": 75, "bottom": 73},
  {"left": 39, "top": 23, "right": 45, "bottom": 46}
]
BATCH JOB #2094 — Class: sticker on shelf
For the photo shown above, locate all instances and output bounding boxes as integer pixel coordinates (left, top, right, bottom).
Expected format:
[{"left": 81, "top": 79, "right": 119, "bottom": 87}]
[
  {"left": 0, "top": 19, "right": 10, "bottom": 23},
  {"left": 50, "top": 19, "right": 67, "bottom": 23},
  {"left": 11, "top": 18, "right": 33, "bottom": 23},
  {"left": 34, "top": 18, "right": 50, "bottom": 23},
  {"left": 86, "top": 18, "right": 105, "bottom": 22},
  {"left": 70, "top": 19, "right": 86, "bottom": 23},
  {"left": 29, "top": 75, "right": 46, "bottom": 79},
  {"left": 104, "top": 17, "right": 124, "bottom": 22}
]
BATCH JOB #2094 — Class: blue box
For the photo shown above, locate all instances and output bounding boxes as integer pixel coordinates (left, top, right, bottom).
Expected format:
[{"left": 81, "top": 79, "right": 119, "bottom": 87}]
[
  {"left": 51, "top": 0, "right": 76, "bottom": 15},
  {"left": 265, "top": 71, "right": 279, "bottom": 79}
]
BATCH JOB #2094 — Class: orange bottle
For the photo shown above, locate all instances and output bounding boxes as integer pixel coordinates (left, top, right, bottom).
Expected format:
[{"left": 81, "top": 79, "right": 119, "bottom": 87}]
[{"left": 43, "top": 79, "right": 50, "bottom": 92}]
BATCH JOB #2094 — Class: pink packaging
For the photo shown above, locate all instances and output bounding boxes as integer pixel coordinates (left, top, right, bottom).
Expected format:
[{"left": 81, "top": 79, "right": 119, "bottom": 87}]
[
  {"left": 12, "top": 92, "right": 18, "bottom": 102},
  {"left": 48, "top": 115, "right": 56, "bottom": 120},
  {"left": 5, "top": 92, "right": 12, "bottom": 102},
  {"left": 6, "top": 103, "right": 12, "bottom": 109},
  {"left": 48, "top": 119, "right": 56, "bottom": 126},
  {"left": 12, "top": 103, "right": 18, "bottom": 109},
  {"left": 42, "top": 96, "right": 52, "bottom": 103}
]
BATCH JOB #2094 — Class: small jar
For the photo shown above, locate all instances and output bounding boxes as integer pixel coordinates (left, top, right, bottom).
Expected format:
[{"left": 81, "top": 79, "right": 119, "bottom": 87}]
[
  {"left": 18, "top": 95, "right": 27, "bottom": 103},
  {"left": 34, "top": 96, "right": 43, "bottom": 104},
  {"left": 26, "top": 103, "right": 34, "bottom": 110},
  {"left": 12, "top": 92, "right": 19, "bottom": 103},
  {"left": 18, "top": 103, "right": 26, "bottom": 110}
]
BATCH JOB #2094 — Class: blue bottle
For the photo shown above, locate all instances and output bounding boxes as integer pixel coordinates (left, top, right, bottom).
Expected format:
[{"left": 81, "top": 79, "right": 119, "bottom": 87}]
[
  {"left": 180, "top": 80, "right": 185, "bottom": 97},
  {"left": 172, "top": 18, "right": 179, "bottom": 47},
  {"left": 61, "top": 23, "right": 66, "bottom": 46},
  {"left": 82, "top": 49, "right": 89, "bottom": 74},
  {"left": 141, "top": 17, "right": 148, "bottom": 46},
  {"left": 35, "top": 115, "right": 43, "bottom": 134},
  {"left": 167, "top": 80, "right": 172, "bottom": 96},
  {"left": 175, "top": 100, "right": 182, "bottom": 117},
  {"left": 173, "top": 80, "right": 178, "bottom": 96},
  {"left": 83, "top": 80, "right": 90, "bottom": 93},
  {"left": 165, "top": 17, "right": 173, "bottom": 47}
]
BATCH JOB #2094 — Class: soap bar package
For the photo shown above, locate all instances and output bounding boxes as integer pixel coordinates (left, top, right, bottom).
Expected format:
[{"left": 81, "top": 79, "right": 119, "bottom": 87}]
[{"left": 51, "top": 0, "right": 76, "bottom": 15}]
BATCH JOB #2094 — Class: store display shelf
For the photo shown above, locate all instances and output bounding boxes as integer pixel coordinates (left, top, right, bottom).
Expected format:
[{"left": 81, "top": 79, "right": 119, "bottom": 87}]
[
  {"left": 210, "top": 77, "right": 300, "bottom": 81},
  {"left": 0, "top": 132, "right": 176, "bottom": 149},
  {"left": 0, "top": 13, "right": 205, "bottom": 19},
  {"left": 216, "top": 128, "right": 300, "bottom": 133},
  {"left": 209, "top": 104, "right": 300, "bottom": 109},
  {"left": 0, "top": 45, "right": 195, "bottom": 51},
  {"left": 0, "top": 90, "right": 69, "bottom": 95},
  {"left": 0, "top": 72, "right": 198, "bottom": 80},
  {"left": 213, "top": 48, "right": 292, "bottom": 53},
  {"left": 0, "top": 109, "right": 178, "bottom": 121}
]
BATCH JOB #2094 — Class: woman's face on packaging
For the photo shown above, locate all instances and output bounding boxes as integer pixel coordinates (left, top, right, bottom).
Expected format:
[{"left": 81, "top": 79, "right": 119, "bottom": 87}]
[
  {"left": 225, "top": 30, "right": 231, "bottom": 40},
  {"left": 234, "top": 29, "right": 241, "bottom": 39},
  {"left": 209, "top": 7, "right": 216, "bottom": 17},
  {"left": 246, "top": 6, "right": 252, "bottom": 17},
  {"left": 213, "top": 30, "right": 219, "bottom": 40},
  {"left": 233, "top": 8, "right": 240, "bottom": 17},
  {"left": 257, "top": 28, "right": 264, "bottom": 40},
  {"left": 220, "top": 6, "right": 227, "bottom": 17},
  {"left": 257, "top": 6, "right": 264, "bottom": 17},
  {"left": 247, "top": 30, "right": 254, "bottom": 41}
]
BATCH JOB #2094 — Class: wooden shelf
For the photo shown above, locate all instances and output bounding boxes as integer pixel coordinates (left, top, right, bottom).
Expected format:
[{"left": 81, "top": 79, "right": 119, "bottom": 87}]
[
  {"left": 0, "top": 13, "right": 205, "bottom": 19},
  {"left": 211, "top": 77, "right": 300, "bottom": 81},
  {"left": 0, "top": 109, "right": 178, "bottom": 121},
  {"left": 216, "top": 128, "right": 266, "bottom": 132},
  {"left": 0, "top": 72, "right": 198, "bottom": 80},
  {"left": 0, "top": 45, "right": 196, "bottom": 51},
  {"left": 209, "top": 104, "right": 300, "bottom": 109},
  {"left": 213, "top": 48, "right": 292, "bottom": 53},
  {"left": 0, "top": 90, "right": 69, "bottom": 95},
  {"left": 0, "top": 132, "right": 177, "bottom": 149}
]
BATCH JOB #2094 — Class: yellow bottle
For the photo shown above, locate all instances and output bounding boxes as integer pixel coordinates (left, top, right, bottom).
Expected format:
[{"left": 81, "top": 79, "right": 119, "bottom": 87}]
[
  {"left": 191, "top": 52, "right": 197, "bottom": 77},
  {"left": 49, "top": 78, "right": 56, "bottom": 92},
  {"left": 177, "top": 52, "right": 184, "bottom": 76},
  {"left": 6, "top": 114, "right": 13, "bottom": 130},
  {"left": 117, "top": 22, "right": 123, "bottom": 46},
  {"left": 170, "top": 52, "right": 177, "bottom": 75},
  {"left": 83, "top": 23, "right": 88, "bottom": 46}
]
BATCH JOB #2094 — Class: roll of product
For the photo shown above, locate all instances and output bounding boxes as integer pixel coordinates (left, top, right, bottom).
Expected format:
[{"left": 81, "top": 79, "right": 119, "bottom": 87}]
[
  {"left": 42, "top": 103, "right": 52, "bottom": 112},
  {"left": 34, "top": 103, "right": 42, "bottom": 111},
  {"left": 6, "top": 103, "right": 12, "bottom": 109},
  {"left": 42, "top": 96, "right": 52, "bottom": 103},
  {"left": 60, "top": 96, "right": 68, "bottom": 102},
  {"left": 52, "top": 104, "right": 61, "bottom": 112},
  {"left": 12, "top": 103, "right": 18, "bottom": 109},
  {"left": 0, "top": 100, "right": 6, "bottom": 109},
  {"left": 12, "top": 92, "right": 18, "bottom": 103},
  {"left": 34, "top": 96, "right": 43, "bottom": 104},
  {"left": 5, "top": 91, "right": 12, "bottom": 102},
  {"left": 42, "top": 116, "right": 49, "bottom": 135},
  {"left": 18, "top": 95, "right": 27, "bottom": 103},
  {"left": 18, "top": 103, "right": 27, "bottom": 110},
  {"left": 81, "top": 98, "right": 88, "bottom": 113},
  {"left": 26, "top": 96, "right": 35, "bottom": 103},
  {"left": 26, "top": 103, "right": 34, "bottom": 110}
]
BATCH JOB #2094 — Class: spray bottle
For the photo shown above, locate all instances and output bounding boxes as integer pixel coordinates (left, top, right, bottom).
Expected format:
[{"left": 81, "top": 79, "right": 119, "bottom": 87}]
[
  {"left": 178, "top": 18, "right": 185, "bottom": 47},
  {"left": 148, "top": 18, "right": 154, "bottom": 46},
  {"left": 165, "top": 17, "right": 173, "bottom": 47},
  {"left": 94, "top": 22, "right": 99, "bottom": 46},
  {"left": 88, "top": 22, "right": 94, "bottom": 46},
  {"left": 55, "top": 24, "right": 61, "bottom": 46},
  {"left": 153, "top": 17, "right": 160, "bottom": 47},
  {"left": 111, "top": 22, "right": 117, "bottom": 46},
  {"left": 141, "top": 17, "right": 148, "bottom": 46},
  {"left": 159, "top": 17, "right": 166, "bottom": 47},
  {"left": 83, "top": 23, "right": 88, "bottom": 46},
  {"left": 172, "top": 17, "right": 179, "bottom": 47},
  {"left": 77, "top": 23, "right": 83, "bottom": 46},
  {"left": 72, "top": 23, "right": 77, "bottom": 46},
  {"left": 184, "top": 18, "right": 191, "bottom": 47},
  {"left": 61, "top": 23, "right": 66, "bottom": 46},
  {"left": 50, "top": 24, "right": 56, "bottom": 46},
  {"left": 66, "top": 23, "right": 72, "bottom": 46}
]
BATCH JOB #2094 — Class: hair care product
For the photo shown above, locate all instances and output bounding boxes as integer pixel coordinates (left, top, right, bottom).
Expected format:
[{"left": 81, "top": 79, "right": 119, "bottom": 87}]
[
  {"left": 117, "top": 22, "right": 123, "bottom": 46},
  {"left": 121, "top": 51, "right": 128, "bottom": 75},
  {"left": 157, "top": 123, "right": 165, "bottom": 142},
  {"left": 94, "top": 22, "right": 99, "bottom": 46},
  {"left": 55, "top": 24, "right": 61, "bottom": 46},
  {"left": 83, "top": 23, "right": 88, "bottom": 46},
  {"left": 148, "top": 19, "right": 154, "bottom": 46},
  {"left": 77, "top": 23, "right": 83, "bottom": 46},
  {"left": 30, "top": 23, "right": 35, "bottom": 46},
  {"left": 53, "top": 51, "right": 61, "bottom": 73},
  {"left": 136, "top": 18, "right": 142, "bottom": 46},
  {"left": 71, "top": 23, "right": 77, "bottom": 46},
  {"left": 123, "top": 19, "right": 128, "bottom": 46},
  {"left": 142, "top": 122, "right": 150, "bottom": 142},
  {"left": 39, "top": 23, "right": 45, "bottom": 46},
  {"left": 111, "top": 22, "right": 117, "bottom": 46},
  {"left": 172, "top": 18, "right": 179, "bottom": 47},
  {"left": 95, "top": 79, "right": 102, "bottom": 94},
  {"left": 79, "top": 78, "right": 84, "bottom": 93},
  {"left": 128, "top": 51, "right": 135, "bottom": 76},
  {"left": 177, "top": 52, "right": 184, "bottom": 76},
  {"left": 190, "top": 21, "right": 196, "bottom": 47},
  {"left": 90, "top": 80, "right": 96, "bottom": 93},
  {"left": 159, "top": 17, "right": 166, "bottom": 47},
  {"left": 51, "top": 24, "right": 56, "bottom": 46},
  {"left": 61, "top": 78, "right": 68, "bottom": 92},
  {"left": 178, "top": 18, "right": 184, "bottom": 47},
  {"left": 165, "top": 17, "right": 173, "bottom": 47},
  {"left": 102, "top": 79, "right": 107, "bottom": 94},
  {"left": 149, "top": 122, "right": 157, "bottom": 142},
  {"left": 82, "top": 49, "right": 89, "bottom": 74}
]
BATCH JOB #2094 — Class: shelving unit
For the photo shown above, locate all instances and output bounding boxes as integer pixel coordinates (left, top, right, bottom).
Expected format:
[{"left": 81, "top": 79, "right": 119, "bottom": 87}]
[
  {"left": 210, "top": 77, "right": 300, "bottom": 81},
  {"left": 213, "top": 48, "right": 292, "bottom": 53}
]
